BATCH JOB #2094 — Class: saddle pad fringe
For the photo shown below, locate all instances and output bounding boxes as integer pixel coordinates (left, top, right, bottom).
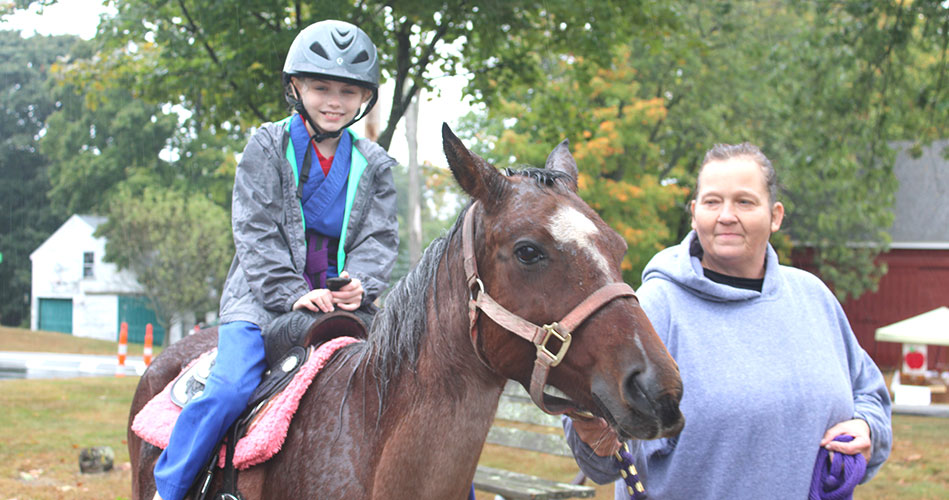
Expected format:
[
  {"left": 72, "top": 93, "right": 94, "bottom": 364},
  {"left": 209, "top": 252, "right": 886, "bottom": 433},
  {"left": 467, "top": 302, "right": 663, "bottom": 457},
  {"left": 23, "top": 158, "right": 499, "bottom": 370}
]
[{"left": 131, "top": 336, "right": 360, "bottom": 469}]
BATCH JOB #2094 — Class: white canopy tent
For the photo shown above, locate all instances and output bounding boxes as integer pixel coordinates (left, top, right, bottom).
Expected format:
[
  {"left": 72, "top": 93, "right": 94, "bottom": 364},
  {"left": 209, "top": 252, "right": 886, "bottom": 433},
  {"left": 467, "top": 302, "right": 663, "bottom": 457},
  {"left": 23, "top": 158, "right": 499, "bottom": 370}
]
[{"left": 875, "top": 307, "right": 949, "bottom": 346}]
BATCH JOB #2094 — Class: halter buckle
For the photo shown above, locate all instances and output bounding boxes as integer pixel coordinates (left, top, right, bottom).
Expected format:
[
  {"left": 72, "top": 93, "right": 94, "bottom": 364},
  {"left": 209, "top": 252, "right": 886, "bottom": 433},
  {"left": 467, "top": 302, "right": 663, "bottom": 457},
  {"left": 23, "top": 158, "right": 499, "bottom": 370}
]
[{"left": 537, "top": 322, "right": 572, "bottom": 367}]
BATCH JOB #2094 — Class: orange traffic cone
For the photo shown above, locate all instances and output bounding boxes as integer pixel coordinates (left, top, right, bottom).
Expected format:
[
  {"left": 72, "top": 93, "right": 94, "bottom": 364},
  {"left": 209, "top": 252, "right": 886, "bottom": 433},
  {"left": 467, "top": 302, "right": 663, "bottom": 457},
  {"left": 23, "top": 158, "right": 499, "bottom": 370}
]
[
  {"left": 144, "top": 323, "right": 153, "bottom": 366},
  {"left": 116, "top": 322, "right": 128, "bottom": 377}
]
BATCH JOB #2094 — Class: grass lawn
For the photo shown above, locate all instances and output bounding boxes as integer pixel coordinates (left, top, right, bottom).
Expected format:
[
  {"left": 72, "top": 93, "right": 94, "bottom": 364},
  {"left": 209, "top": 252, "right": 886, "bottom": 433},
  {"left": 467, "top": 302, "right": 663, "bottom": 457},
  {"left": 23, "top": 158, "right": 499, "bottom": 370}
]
[
  {"left": 1, "top": 376, "right": 945, "bottom": 500},
  {"left": 0, "top": 327, "right": 946, "bottom": 499},
  {"left": 0, "top": 326, "right": 161, "bottom": 357},
  {"left": 0, "top": 376, "right": 138, "bottom": 500}
]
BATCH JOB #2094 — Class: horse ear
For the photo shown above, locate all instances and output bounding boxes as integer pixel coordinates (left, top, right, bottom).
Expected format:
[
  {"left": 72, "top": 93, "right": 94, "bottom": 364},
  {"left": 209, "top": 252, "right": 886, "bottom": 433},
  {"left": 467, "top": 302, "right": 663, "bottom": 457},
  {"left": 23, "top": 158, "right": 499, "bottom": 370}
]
[
  {"left": 442, "top": 123, "right": 506, "bottom": 204},
  {"left": 544, "top": 139, "right": 579, "bottom": 192}
]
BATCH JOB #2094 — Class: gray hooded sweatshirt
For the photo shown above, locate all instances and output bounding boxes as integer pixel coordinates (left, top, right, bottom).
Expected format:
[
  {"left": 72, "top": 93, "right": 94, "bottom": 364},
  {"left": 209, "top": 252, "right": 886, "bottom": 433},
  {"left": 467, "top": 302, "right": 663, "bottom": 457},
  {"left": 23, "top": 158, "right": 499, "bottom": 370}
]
[{"left": 564, "top": 231, "right": 891, "bottom": 499}]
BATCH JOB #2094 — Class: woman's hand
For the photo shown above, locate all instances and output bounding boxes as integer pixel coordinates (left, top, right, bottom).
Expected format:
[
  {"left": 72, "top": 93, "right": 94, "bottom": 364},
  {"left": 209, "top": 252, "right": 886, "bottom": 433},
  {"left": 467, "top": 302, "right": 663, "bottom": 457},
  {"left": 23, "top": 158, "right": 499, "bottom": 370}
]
[
  {"left": 821, "top": 418, "right": 872, "bottom": 460},
  {"left": 572, "top": 416, "right": 622, "bottom": 457},
  {"left": 292, "top": 288, "right": 335, "bottom": 313},
  {"left": 331, "top": 271, "right": 364, "bottom": 311}
]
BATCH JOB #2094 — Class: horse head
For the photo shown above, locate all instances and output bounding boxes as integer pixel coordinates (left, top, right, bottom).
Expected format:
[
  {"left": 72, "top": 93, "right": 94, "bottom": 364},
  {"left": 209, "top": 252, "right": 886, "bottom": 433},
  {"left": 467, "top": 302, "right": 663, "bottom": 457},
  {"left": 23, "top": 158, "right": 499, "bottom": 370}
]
[{"left": 442, "top": 124, "right": 684, "bottom": 440}]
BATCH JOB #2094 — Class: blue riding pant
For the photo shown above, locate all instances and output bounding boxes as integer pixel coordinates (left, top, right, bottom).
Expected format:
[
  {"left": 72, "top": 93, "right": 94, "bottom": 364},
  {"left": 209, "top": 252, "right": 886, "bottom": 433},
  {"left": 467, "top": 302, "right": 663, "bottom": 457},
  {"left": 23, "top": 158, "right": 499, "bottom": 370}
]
[{"left": 154, "top": 321, "right": 266, "bottom": 500}]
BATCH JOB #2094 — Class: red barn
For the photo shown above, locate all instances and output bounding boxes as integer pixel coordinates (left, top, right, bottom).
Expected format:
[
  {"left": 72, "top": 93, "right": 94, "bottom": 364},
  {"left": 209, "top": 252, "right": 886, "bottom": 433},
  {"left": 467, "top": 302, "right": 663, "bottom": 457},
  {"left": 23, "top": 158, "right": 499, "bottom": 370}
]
[{"left": 805, "top": 140, "right": 949, "bottom": 371}]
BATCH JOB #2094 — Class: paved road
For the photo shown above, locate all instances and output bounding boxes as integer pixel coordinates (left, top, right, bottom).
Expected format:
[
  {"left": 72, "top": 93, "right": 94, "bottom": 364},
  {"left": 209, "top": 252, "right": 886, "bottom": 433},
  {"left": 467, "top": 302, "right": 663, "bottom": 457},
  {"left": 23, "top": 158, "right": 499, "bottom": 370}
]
[{"left": 0, "top": 351, "right": 146, "bottom": 378}]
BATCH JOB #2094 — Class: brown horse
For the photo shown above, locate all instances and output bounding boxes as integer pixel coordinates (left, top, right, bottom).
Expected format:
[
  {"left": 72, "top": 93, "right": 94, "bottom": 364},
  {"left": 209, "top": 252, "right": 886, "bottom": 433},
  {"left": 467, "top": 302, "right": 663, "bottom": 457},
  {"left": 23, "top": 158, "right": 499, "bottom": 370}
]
[{"left": 128, "top": 124, "right": 684, "bottom": 500}]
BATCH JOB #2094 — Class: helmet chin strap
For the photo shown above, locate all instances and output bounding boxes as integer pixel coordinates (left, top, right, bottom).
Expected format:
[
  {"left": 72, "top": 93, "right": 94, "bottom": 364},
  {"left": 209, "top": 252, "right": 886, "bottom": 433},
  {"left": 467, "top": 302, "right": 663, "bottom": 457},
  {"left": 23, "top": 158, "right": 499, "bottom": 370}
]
[{"left": 290, "top": 85, "right": 379, "bottom": 144}]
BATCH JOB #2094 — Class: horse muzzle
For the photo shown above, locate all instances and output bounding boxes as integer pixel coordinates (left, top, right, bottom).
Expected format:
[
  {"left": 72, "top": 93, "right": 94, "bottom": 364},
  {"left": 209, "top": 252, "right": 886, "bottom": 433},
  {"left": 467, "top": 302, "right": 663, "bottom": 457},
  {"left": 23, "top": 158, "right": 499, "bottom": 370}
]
[{"left": 592, "top": 364, "right": 684, "bottom": 440}]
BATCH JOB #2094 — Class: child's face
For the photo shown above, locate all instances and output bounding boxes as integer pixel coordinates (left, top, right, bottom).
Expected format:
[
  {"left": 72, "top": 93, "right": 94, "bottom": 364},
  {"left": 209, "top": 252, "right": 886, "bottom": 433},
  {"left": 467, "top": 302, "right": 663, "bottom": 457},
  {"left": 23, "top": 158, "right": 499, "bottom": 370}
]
[{"left": 292, "top": 77, "right": 372, "bottom": 134}]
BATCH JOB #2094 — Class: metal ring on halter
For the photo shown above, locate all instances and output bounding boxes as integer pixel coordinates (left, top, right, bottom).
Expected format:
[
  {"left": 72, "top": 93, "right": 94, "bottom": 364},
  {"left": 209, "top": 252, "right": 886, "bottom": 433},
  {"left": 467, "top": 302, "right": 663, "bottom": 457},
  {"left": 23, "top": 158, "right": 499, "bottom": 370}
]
[{"left": 469, "top": 277, "right": 485, "bottom": 301}]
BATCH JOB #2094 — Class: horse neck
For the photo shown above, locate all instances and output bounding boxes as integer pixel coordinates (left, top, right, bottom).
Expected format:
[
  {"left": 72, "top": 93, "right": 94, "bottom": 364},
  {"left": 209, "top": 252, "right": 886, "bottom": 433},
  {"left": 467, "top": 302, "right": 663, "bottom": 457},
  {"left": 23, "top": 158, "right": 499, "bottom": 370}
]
[
  {"left": 355, "top": 226, "right": 505, "bottom": 494},
  {"left": 388, "top": 223, "right": 504, "bottom": 414},
  {"left": 414, "top": 224, "right": 506, "bottom": 403}
]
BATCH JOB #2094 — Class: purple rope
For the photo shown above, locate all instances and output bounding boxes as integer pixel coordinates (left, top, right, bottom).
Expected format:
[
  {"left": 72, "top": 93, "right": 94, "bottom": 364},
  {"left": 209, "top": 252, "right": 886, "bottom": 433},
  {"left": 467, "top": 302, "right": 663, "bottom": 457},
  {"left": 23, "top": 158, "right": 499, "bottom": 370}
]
[
  {"left": 808, "top": 435, "right": 866, "bottom": 500},
  {"left": 614, "top": 442, "right": 647, "bottom": 499}
]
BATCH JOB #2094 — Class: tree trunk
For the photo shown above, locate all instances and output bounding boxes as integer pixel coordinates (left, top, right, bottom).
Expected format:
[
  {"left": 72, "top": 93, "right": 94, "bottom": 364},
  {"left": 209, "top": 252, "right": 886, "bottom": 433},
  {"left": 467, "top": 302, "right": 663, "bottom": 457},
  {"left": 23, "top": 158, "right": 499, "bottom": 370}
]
[
  {"left": 364, "top": 97, "right": 381, "bottom": 142},
  {"left": 405, "top": 89, "right": 422, "bottom": 265}
]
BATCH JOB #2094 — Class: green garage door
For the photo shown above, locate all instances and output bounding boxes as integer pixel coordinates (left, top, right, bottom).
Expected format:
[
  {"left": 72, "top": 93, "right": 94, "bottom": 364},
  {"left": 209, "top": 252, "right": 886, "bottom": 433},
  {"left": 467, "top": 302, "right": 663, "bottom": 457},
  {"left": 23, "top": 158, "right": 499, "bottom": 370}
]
[
  {"left": 117, "top": 295, "right": 165, "bottom": 345},
  {"left": 38, "top": 298, "right": 73, "bottom": 334}
]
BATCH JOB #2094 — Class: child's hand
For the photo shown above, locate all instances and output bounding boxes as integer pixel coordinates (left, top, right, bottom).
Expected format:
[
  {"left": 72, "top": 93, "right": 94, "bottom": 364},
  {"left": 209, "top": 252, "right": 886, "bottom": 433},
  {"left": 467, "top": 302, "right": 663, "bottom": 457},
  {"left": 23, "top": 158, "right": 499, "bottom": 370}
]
[
  {"left": 331, "top": 271, "right": 364, "bottom": 311},
  {"left": 292, "top": 288, "right": 335, "bottom": 313}
]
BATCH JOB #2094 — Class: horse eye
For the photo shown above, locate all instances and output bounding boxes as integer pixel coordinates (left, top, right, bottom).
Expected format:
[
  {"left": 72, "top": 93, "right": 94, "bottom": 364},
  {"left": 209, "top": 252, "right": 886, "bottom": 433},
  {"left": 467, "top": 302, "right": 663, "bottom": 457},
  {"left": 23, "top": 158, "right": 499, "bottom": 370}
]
[{"left": 514, "top": 244, "right": 544, "bottom": 265}]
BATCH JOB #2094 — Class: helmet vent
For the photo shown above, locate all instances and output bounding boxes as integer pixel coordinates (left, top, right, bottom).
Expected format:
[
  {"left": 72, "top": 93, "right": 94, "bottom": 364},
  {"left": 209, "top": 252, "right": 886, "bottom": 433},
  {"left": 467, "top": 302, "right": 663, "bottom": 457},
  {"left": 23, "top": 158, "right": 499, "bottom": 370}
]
[
  {"left": 309, "top": 42, "right": 329, "bottom": 60},
  {"left": 351, "top": 50, "right": 369, "bottom": 64},
  {"left": 332, "top": 28, "right": 353, "bottom": 50}
]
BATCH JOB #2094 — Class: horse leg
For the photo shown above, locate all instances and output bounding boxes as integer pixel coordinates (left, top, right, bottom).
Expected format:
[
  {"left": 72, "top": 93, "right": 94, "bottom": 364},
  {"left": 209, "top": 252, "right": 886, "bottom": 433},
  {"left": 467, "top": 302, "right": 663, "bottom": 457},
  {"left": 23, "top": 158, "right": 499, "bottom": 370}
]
[
  {"left": 130, "top": 443, "right": 161, "bottom": 500},
  {"left": 128, "top": 329, "right": 220, "bottom": 500}
]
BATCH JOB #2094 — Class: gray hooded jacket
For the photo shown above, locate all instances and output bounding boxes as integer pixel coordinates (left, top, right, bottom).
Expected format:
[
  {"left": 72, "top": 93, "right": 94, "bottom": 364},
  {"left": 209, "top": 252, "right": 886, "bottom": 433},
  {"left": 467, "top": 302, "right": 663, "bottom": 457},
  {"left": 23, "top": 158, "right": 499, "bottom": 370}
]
[{"left": 219, "top": 120, "right": 399, "bottom": 327}]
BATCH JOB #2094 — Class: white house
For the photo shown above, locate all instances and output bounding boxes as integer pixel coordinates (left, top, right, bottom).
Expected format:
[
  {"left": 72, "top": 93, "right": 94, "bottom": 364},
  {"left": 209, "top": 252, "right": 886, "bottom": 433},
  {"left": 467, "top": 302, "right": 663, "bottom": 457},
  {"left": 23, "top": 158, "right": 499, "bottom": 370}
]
[{"left": 30, "top": 214, "right": 172, "bottom": 344}]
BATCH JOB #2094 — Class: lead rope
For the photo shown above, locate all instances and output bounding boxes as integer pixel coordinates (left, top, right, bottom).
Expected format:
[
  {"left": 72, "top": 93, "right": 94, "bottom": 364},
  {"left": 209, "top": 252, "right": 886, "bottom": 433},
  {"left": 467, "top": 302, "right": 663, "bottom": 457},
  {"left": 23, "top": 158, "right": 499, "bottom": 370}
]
[
  {"left": 615, "top": 442, "right": 647, "bottom": 499},
  {"left": 808, "top": 435, "right": 866, "bottom": 500}
]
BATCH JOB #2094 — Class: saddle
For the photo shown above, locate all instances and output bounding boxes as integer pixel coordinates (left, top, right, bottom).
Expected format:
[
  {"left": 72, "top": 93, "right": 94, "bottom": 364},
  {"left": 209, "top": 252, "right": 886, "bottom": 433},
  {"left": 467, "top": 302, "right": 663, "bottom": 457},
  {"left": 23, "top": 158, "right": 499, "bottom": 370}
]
[
  {"left": 173, "top": 310, "right": 369, "bottom": 500},
  {"left": 170, "top": 310, "right": 368, "bottom": 412},
  {"left": 246, "top": 309, "right": 368, "bottom": 419}
]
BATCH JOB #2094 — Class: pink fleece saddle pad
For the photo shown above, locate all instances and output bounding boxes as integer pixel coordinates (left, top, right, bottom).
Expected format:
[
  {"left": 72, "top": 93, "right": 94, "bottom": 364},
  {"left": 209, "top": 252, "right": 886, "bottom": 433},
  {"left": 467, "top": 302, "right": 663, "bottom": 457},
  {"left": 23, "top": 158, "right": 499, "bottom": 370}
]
[{"left": 131, "top": 336, "right": 360, "bottom": 470}]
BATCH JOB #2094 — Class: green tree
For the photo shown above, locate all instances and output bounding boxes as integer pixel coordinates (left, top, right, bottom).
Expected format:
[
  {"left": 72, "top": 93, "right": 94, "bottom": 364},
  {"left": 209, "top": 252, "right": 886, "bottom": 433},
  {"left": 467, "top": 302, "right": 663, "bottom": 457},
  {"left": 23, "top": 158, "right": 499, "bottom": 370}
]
[
  {"left": 35, "top": 39, "right": 236, "bottom": 336},
  {"left": 39, "top": 42, "right": 187, "bottom": 214},
  {"left": 456, "top": 46, "right": 688, "bottom": 284},
  {"left": 0, "top": 30, "right": 75, "bottom": 326},
  {"left": 456, "top": 0, "right": 946, "bottom": 299},
  {"left": 31, "top": 0, "right": 671, "bottom": 150},
  {"left": 20, "top": 0, "right": 677, "bottom": 296},
  {"left": 96, "top": 186, "right": 232, "bottom": 345},
  {"left": 389, "top": 161, "right": 463, "bottom": 284}
]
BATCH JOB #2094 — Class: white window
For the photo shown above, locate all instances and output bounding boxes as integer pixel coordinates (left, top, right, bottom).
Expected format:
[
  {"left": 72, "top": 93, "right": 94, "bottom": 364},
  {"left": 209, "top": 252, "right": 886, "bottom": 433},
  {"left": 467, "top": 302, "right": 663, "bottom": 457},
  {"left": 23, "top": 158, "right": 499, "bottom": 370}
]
[{"left": 82, "top": 252, "right": 94, "bottom": 278}]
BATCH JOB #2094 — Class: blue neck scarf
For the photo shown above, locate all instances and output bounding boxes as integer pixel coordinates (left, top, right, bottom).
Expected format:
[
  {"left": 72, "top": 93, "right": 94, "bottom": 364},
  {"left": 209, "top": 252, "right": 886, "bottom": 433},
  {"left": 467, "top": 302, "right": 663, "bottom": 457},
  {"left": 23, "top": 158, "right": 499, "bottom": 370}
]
[{"left": 289, "top": 115, "right": 351, "bottom": 238}]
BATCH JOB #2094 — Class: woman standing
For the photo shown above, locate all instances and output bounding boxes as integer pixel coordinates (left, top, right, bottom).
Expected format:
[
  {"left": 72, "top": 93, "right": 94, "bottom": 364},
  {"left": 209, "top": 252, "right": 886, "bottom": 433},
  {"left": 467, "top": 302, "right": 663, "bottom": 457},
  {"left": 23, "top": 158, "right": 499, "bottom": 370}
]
[{"left": 564, "top": 143, "right": 891, "bottom": 499}]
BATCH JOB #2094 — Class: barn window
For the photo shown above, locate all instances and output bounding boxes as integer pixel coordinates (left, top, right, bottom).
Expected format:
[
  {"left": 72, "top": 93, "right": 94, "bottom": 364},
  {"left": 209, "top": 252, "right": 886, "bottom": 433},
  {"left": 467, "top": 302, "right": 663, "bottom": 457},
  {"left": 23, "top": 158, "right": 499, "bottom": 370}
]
[{"left": 82, "top": 252, "right": 94, "bottom": 278}]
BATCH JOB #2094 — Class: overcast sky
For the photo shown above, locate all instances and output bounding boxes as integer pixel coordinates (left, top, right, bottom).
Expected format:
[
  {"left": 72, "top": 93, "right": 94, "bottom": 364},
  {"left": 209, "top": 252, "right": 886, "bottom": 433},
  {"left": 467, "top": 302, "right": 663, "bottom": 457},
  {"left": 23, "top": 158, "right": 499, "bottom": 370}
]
[{"left": 1, "top": 0, "right": 110, "bottom": 39}]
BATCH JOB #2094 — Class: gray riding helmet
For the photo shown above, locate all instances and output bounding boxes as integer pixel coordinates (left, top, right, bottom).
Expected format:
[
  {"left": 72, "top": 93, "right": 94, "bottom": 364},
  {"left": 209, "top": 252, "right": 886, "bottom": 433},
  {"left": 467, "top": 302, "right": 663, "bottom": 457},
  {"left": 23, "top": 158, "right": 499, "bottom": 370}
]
[{"left": 283, "top": 20, "right": 380, "bottom": 91}]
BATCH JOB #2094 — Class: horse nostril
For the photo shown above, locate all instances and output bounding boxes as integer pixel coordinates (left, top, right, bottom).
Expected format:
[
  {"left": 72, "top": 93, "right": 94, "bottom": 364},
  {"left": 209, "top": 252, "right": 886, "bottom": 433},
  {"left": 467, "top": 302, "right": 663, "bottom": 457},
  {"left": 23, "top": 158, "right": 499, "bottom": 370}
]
[
  {"left": 624, "top": 367, "right": 685, "bottom": 434},
  {"left": 623, "top": 368, "right": 653, "bottom": 409}
]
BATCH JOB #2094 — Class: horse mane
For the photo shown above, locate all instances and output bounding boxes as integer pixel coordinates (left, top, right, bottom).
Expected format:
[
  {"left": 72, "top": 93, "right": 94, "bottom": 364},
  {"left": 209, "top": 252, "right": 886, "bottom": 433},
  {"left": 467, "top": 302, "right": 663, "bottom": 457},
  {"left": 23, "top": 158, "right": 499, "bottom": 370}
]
[
  {"left": 504, "top": 166, "right": 574, "bottom": 190},
  {"left": 334, "top": 203, "right": 469, "bottom": 412}
]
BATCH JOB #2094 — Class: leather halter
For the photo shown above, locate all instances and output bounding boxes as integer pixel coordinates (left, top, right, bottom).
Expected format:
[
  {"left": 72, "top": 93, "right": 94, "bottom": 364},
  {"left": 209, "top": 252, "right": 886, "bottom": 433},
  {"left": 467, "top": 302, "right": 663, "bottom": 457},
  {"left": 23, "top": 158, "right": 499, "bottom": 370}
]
[{"left": 462, "top": 201, "right": 638, "bottom": 417}]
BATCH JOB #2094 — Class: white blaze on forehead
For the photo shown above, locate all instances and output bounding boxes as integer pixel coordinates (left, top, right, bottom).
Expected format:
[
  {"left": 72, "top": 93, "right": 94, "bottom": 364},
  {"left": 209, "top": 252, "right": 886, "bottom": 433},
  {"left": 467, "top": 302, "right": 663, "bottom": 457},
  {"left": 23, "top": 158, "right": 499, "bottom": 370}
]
[{"left": 546, "top": 206, "right": 612, "bottom": 277}]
